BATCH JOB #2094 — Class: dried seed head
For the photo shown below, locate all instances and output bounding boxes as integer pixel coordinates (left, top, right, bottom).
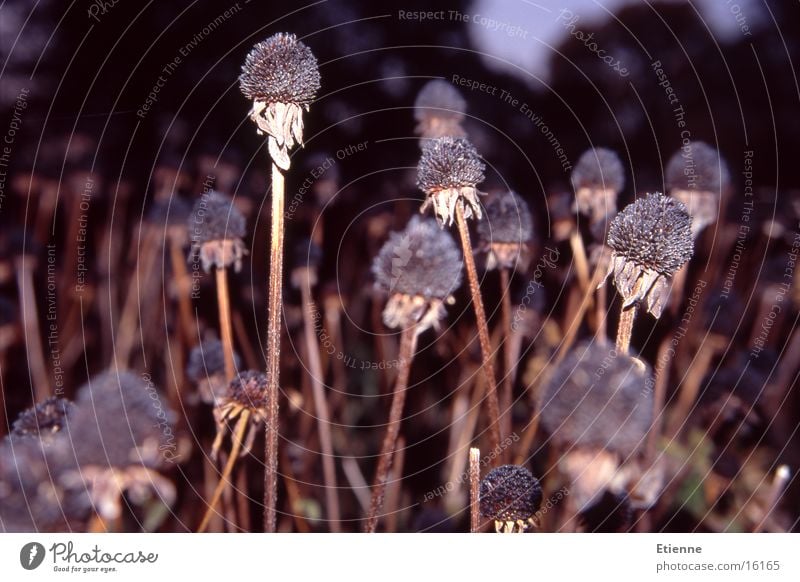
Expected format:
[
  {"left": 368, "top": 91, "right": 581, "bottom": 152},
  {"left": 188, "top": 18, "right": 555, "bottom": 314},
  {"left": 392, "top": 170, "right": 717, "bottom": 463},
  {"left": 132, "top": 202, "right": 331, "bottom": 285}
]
[
  {"left": 666, "top": 142, "right": 728, "bottom": 237},
  {"left": 240, "top": 33, "right": 320, "bottom": 170},
  {"left": 476, "top": 191, "right": 534, "bottom": 270},
  {"left": 70, "top": 371, "right": 173, "bottom": 469},
  {"left": 540, "top": 341, "right": 653, "bottom": 458},
  {"left": 0, "top": 438, "right": 89, "bottom": 532},
  {"left": 225, "top": 370, "right": 269, "bottom": 412},
  {"left": 188, "top": 191, "right": 247, "bottom": 272},
  {"left": 10, "top": 397, "right": 74, "bottom": 443},
  {"left": 372, "top": 216, "right": 463, "bottom": 330},
  {"left": 417, "top": 137, "right": 485, "bottom": 226},
  {"left": 186, "top": 339, "right": 242, "bottom": 404},
  {"left": 413, "top": 79, "right": 467, "bottom": 140},
  {"left": 571, "top": 148, "right": 625, "bottom": 223},
  {"left": 479, "top": 465, "right": 542, "bottom": 531},
  {"left": 604, "top": 193, "right": 693, "bottom": 317}
]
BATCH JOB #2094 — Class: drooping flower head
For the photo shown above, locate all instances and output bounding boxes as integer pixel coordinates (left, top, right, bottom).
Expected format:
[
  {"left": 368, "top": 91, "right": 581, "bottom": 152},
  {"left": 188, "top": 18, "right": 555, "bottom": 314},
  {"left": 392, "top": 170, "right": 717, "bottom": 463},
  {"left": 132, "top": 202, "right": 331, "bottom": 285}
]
[
  {"left": 240, "top": 33, "right": 321, "bottom": 170},
  {"left": 603, "top": 193, "right": 693, "bottom": 318},
  {"left": 571, "top": 147, "right": 625, "bottom": 225},
  {"left": 417, "top": 137, "right": 485, "bottom": 226}
]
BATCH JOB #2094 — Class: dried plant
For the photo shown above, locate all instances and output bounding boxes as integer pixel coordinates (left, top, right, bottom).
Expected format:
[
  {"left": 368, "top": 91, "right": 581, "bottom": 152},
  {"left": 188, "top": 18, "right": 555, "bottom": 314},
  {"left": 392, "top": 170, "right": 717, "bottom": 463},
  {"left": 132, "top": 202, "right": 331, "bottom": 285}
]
[
  {"left": 479, "top": 464, "right": 542, "bottom": 532},
  {"left": 413, "top": 79, "right": 467, "bottom": 141}
]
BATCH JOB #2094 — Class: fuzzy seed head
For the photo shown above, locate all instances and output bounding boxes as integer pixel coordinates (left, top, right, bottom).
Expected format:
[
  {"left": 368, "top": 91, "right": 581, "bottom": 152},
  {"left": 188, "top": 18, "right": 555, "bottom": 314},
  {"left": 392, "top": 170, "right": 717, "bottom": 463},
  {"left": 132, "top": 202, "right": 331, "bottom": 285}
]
[
  {"left": 414, "top": 80, "right": 467, "bottom": 123},
  {"left": 479, "top": 465, "right": 543, "bottom": 522},
  {"left": 372, "top": 216, "right": 463, "bottom": 301},
  {"left": 572, "top": 148, "right": 625, "bottom": 194},
  {"left": 607, "top": 193, "right": 693, "bottom": 277},
  {"left": 69, "top": 371, "right": 174, "bottom": 469},
  {"left": 239, "top": 33, "right": 320, "bottom": 106},
  {"left": 540, "top": 341, "right": 653, "bottom": 457},
  {"left": 188, "top": 191, "right": 247, "bottom": 272},
  {"left": 665, "top": 141, "right": 729, "bottom": 194},
  {"left": 226, "top": 370, "right": 269, "bottom": 411},
  {"left": 187, "top": 339, "right": 241, "bottom": 383},
  {"left": 417, "top": 137, "right": 485, "bottom": 195},
  {"left": 11, "top": 397, "right": 74, "bottom": 442}
]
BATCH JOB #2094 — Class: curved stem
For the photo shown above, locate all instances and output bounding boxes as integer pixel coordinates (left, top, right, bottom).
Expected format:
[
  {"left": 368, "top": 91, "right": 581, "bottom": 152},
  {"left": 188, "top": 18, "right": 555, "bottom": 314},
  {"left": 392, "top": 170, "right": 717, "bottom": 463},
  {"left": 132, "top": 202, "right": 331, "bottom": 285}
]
[{"left": 198, "top": 409, "right": 251, "bottom": 532}]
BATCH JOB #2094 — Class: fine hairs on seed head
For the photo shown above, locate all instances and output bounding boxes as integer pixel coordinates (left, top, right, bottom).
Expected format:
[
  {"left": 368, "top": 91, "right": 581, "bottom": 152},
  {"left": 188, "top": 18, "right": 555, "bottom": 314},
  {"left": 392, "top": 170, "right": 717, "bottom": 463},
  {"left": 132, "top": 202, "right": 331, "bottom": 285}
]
[
  {"left": 479, "top": 465, "right": 543, "bottom": 532},
  {"left": 417, "top": 136, "right": 486, "bottom": 226},
  {"left": 372, "top": 216, "right": 463, "bottom": 331},
  {"left": 603, "top": 192, "right": 694, "bottom": 317}
]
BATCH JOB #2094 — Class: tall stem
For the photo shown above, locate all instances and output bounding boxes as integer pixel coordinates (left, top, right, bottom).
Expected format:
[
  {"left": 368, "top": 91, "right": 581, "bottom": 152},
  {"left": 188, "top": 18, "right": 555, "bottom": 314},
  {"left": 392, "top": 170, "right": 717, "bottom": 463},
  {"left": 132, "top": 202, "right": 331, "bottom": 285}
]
[
  {"left": 300, "top": 273, "right": 341, "bottom": 532},
  {"left": 499, "top": 267, "right": 513, "bottom": 440},
  {"left": 454, "top": 203, "right": 502, "bottom": 458},
  {"left": 615, "top": 277, "right": 643, "bottom": 354},
  {"left": 365, "top": 323, "right": 417, "bottom": 532},
  {"left": 264, "top": 163, "right": 285, "bottom": 532},
  {"left": 215, "top": 267, "right": 236, "bottom": 381},
  {"left": 469, "top": 447, "right": 481, "bottom": 533}
]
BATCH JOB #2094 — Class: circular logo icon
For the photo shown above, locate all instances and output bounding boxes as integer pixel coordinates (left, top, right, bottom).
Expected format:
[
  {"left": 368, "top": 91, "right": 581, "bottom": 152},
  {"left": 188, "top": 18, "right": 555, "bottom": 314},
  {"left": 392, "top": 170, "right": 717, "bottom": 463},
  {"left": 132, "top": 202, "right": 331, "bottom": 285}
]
[{"left": 20, "top": 542, "right": 46, "bottom": 570}]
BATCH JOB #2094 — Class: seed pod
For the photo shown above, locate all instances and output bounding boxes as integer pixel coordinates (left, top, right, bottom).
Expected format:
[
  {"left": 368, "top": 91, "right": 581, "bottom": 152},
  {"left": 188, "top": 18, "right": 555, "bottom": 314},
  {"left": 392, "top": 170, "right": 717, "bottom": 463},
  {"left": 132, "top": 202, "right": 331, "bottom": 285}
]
[
  {"left": 413, "top": 79, "right": 467, "bottom": 140},
  {"left": 479, "top": 464, "right": 542, "bottom": 532},
  {"left": 372, "top": 216, "right": 463, "bottom": 331},
  {"left": 10, "top": 397, "right": 74, "bottom": 443},
  {"left": 417, "top": 137, "right": 485, "bottom": 226},
  {"left": 604, "top": 192, "right": 693, "bottom": 318},
  {"left": 240, "top": 33, "right": 320, "bottom": 170},
  {"left": 665, "top": 141, "right": 729, "bottom": 237},
  {"left": 476, "top": 191, "right": 534, "bottom": 270},
  {"left": 571, "top": 148, "right": 625, "bottom": 225},
  {"left": 225, "top": 370, "right": 270, "bottom": 413},
  {"left": 186, "top": 339, "right": 242, "bottom": 404},
  {"left": 188, "top": 190, "right": 247, "bottom": 272},
  {"left": 540, "top": 341, "right": 653, "bottom": 458},
  {"left": 69, "top": 371, "right": 173, "bottom": 469}
]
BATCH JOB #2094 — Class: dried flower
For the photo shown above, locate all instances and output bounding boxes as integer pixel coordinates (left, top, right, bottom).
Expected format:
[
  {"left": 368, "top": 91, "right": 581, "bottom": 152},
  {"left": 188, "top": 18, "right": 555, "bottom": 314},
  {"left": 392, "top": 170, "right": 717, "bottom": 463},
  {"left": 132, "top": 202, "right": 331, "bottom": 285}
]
[
  {"left": 476, "top": 191, "right": 534, "bottom": 270},
  {"left": 240, "top": 33, "right": 320, "bottom": 170},
  {"left": 212, "top": 371, "right": 270, "bottom": 460},
  {"left": 540, "top": 341, "right": 653, "bottom": 458},
  {"left": 479, "top": 465, "right": 542, "bottom": 532},
  {"left": 10, "top": 397, "right": 74, "bottom": 443},
  {"left": 665, "top": 141, "right": 729, "bottom": 237},
  {"left": 571, "top": 148, "right": 625, "bottom": 224},
  {"left": 417, "top": 137, "right": 485, "bottom": 226},
  {"left": 188, "top": 190, "right": 247, "bottom": 272},
  {"left": 413, "top": 79, "right": 467, "bottom": 140},
  {"left": 603, "top": 192, "right": 693, "bottom": 318},
  {"left": 186, "top": 339, "right": 242, "bottom": 404},
  {"left": 372, "top": 216, "right": 463, "bottom": 331}
]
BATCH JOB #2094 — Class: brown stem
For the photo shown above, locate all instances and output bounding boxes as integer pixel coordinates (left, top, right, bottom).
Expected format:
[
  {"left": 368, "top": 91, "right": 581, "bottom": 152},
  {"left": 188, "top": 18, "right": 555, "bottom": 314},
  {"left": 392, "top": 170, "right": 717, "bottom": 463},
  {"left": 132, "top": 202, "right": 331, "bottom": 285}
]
[
  {"left": 169, "top": 236, "right": 196, "bottom": 346},
  {"left": 569, "top": 230, "right": 591, "bottom": 294},
  {"left": 454, "top": 202, "right": 502, "bottom": 459},
  {"left": 616, "top": 302, "right": 638, "bottom": 354},
  {"left": 264, "top": 163, "right": 285, "bottom": 533},
  {"left": 198, "top": 409, "right": 251, "bottom": 532},
  {"left": 365, "top": 323, "right": 417, "bottom": 532},
  {"left": 469, "top": 447, "right": 481, "bottom": 533},
  {"left": 215, "top": 267, "right": 236, "bottom": 381},
  {"left": 16, "top": 259, "right": 49, "bottom": 401},
  {"left": 299, "top": 271, "right": 341, "bottom": 532},
  {"left": 499, "top": 267, "right": 514, "bottom": 440},
  {"left": 384, "top": 436, "right": 406, "bottom": 533}
]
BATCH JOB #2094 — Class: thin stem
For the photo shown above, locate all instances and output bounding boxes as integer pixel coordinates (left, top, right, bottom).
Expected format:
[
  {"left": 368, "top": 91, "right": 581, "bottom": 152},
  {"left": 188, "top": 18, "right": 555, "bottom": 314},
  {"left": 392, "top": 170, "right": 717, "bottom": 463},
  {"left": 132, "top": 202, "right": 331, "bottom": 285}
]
[
  {"left": 299, "top": 271, "right": 341, "bottom": 532},
  {"left": 264, "top": 163, "right": 285, "bottom": 533},
  {"left": 454, "top": 202, "right": 502, "bottom": 458},
  {"left": 569, "top": 230, "right": 591, "bottom": 294},
  {"left": 499, "top": 267, "right": 513, "bottom": 440},
  {"left": 215, "top": 267, "right": 236, "bottom": 381},
  {"left": 469, "top": 447, "right": 481, "bottom": 533},
  {"left": 365, "top": 323, "right": 417, "bottom": 533},
  {"left": 16, "top": 260, "right": 49, "bottom": 401},
  {"left": 615, "top": 274, "right": 644, "bottom": 355},
  {"left": 169, "top": 236, "right": 196, "bottom": 346},
  {"left": 198, "top": 409, "right": 251, "bottom": 532}
]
